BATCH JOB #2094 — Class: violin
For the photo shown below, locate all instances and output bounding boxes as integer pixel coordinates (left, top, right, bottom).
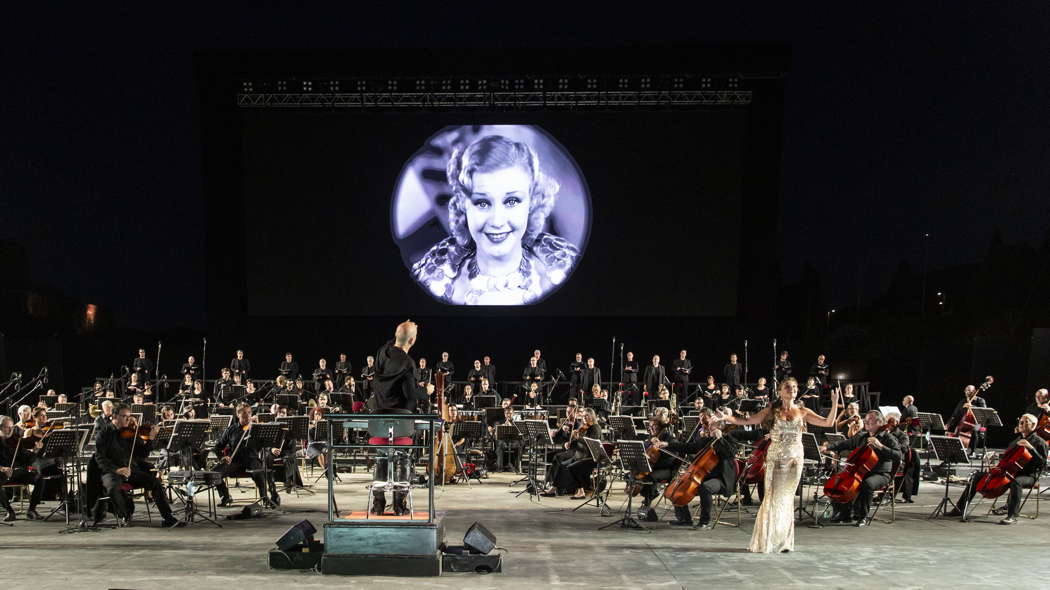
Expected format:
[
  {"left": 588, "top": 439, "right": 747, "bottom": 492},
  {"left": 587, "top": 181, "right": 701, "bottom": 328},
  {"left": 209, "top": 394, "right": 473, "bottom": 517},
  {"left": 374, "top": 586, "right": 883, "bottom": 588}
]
[{"left": 22, "top": 422, "right": 67, "bottom": 444}]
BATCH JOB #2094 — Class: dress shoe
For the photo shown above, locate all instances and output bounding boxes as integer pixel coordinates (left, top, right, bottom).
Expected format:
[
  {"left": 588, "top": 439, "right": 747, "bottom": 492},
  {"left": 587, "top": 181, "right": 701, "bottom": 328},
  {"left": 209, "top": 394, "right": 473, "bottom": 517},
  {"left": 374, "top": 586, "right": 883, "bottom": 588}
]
[
  {"left": 643, "top": 508, "right": 658, "bottom": 522},
  {"left": 831, "top": 513, "right": 851, "bottom": 524},
  {"left": 944, "top": 508, "right": 963, "bottom": 518},
  {"left": 25, "top": 509, "right": 41, "bottom": 521},
  {"left": 854, "top": 520, "right": 867, "bottom": 527},
  {"left": 163, "top": 517, "right": 185, "bottom": 528},
  {"left": 695, "top": 519, "right": 712, "bottom": 529},
  {"left": 270, "top": 494, "right": 281, "bottom": 507},
  {"left": 669, "top": 519, "right": 693, "bottom": 527},
  {"left": 902, "top": 498, "right": 915, "bottom": 504},
  {"left": 540, "top": 490, "right": 557, "bottom": 498},
  {"left": 218, "top": 497, "right": 234, "bottom": 507},
  {"left": 3, "top": 510, "right": 15, "bottom": 522},
  {"left": 371, "top": 498, "right": 386, "bottom": 515},
  {"left": 999, "top": 516, "right": 1017, "bottom": 525}
]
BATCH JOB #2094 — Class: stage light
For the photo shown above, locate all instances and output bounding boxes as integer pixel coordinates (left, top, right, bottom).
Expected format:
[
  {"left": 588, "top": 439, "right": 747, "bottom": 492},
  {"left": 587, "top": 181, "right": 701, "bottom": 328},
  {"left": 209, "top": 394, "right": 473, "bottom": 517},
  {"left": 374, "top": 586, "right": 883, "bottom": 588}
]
[
  {"left": 672, "top": 77, "right": 684, "bottom": 90},
  {"left": 640, "top": 77, "right": 651, "bottom": 89},
  {"left": 302, "top": 80, "right": 312, "bottom": 91},
  {"left": 836, "top": 373, "right": 847, "bottom": 380},
  {"left": 277, "top": 80, "right": 287, "bottom": 91},
  {"left": 728, "top": 77, "right": 739, "bottom": 89},
  {"left": 586, "top": 78, "right": 598, "bottom": 90},
  {"left": 701, "top": 77, "right": 712, "bottom": 89},
  {"left": 357, "top": 80, "right": 367, "bottom": 92},
  {"left": 241, "top": 81, "right": 253, "bottom": 92},
  {"left": 558, "top": 77, "right": 569, "bottom": 90},
  {"left": 328, "top": 80, "right": 340, "bottom": 91},
  {"left": 386, "top": 80, "right": 398, "bottom": 91},
  {"left": 532, "top": 79, "right": 544, "bottom": 89},
  {"left": 513, "top": 79, "right": 524, "bottom": 90}
]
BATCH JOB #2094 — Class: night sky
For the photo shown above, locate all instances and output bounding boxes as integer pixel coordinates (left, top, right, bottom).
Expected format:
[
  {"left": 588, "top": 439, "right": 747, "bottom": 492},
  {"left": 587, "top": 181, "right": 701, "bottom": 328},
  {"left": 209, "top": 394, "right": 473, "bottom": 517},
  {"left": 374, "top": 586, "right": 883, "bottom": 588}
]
[{"left": 4, "top": 5, "right": 1048, "bottom": 330}]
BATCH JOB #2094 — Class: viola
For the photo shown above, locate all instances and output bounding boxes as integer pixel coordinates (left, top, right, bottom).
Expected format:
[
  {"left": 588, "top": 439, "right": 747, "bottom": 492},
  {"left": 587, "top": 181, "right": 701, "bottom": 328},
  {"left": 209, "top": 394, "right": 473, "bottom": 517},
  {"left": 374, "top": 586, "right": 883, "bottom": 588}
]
[
  {"left": 823, "top": 426, "right": 889, "bottom": 503},
  {"left": 118, "top": 425, "right": 155, "bottom": 441},
  {"left": 974, "top": 442, "right": 1034, "bottom": 499}
]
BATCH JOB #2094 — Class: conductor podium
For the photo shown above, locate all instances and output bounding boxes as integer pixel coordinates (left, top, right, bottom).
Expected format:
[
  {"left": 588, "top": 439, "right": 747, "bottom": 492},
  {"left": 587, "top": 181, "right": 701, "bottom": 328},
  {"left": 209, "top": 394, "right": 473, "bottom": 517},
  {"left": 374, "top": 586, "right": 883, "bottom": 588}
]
[{"left": 318, "top": 413, "right": 446, "bottom": 576}]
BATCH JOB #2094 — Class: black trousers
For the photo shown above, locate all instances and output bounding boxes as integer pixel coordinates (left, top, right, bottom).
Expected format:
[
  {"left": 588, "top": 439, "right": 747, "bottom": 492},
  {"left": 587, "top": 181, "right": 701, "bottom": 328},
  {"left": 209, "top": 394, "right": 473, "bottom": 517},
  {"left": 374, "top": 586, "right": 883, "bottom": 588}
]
[
  {"left": 673, "top": 477, "right": 726, "bottom": 524},
  {"left": 494, "top": 440, "right": 522, "bottom": 471},
  {"left": 216, "top": 457, "right": 276, "bottom": 503},
  {"left": 957, "top": 473, "right": 1036, "bottom": 517},
  {"left": 834, "top": 472, "right": 891, "bottom": 520},
  {"left": 100, "top": 469, "right": 174, "bottom": 520},
  {"left": 0, "top": 468, "right": 38, "bottom": 511},
  {"left": 899, "top": 458, "right": 920, "bottom": 501},
  {"left": 640, "top": 468, "right": 674, "bottom": 504}
]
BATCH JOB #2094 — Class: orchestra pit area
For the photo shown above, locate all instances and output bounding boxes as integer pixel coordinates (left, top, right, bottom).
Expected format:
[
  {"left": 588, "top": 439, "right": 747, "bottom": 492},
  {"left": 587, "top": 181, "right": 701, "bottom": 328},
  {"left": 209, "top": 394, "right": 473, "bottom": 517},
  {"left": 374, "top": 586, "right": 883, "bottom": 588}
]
[{"left": 3, "top": 467, "right": 1046, "bottom": 590}]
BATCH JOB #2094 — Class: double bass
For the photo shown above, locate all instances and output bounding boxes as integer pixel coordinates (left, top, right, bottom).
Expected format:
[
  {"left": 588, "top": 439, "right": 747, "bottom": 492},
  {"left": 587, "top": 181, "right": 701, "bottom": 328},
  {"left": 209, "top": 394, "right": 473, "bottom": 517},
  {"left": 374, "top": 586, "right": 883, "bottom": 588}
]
[{"left": 949, "top": 376, "right": 993, "bottom": 450}]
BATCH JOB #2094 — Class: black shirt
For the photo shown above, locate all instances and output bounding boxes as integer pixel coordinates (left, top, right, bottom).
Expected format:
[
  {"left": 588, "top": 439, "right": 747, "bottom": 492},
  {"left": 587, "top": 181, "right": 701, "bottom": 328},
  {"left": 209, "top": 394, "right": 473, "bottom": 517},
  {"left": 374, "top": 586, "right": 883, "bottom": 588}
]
[
  {"left": 481, "top": 363, "right": 496, "bottom": 386},
  {"left": 828, "top": 430, "right": 902, "bottom": 476},
  {"left": 623, "top": 360, "right": 639, "bottom": 383},
  {"left": 666, "top": 434, "right": 739, "bottom": 489},
  {"left": 723, "top": 362, "right": 742, "bottom": 388},
  {"left": 435, "top": 361, "right": 454, "bottom": 379},
  {"left": 672, "top": 359, "right": 692, "bottom": 382},
  {"left": 230, "top": 357, "right": 251, "bottom": 378},
  {"left": 212, "top": 422, "right": 255, "bottom": 465},
  {"left": 132, "top": 357, "right": 154, "bottom": 379},
  {"left": 94, "top": 422, "right": 153, "bottom": 475},
  {"left": 180, "top": 363, "right": 200, "bottom": 379},
  {"left": 279, "top": 360, "right": 300, "bottom": 380},
  {"left": 810, "top": 362, "right": 830, "bottom": 387},
  {"left": 1011, "top": 433, "right": 1048, "bottom": 477},
  {"left": 373, "top": 340, "right": 427, "bottom": 411}
]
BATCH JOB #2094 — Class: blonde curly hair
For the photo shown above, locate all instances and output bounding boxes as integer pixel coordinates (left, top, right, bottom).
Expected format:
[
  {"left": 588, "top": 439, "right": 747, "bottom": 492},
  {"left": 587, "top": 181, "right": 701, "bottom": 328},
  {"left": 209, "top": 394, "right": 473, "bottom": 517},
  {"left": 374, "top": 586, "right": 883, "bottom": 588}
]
[{"left": 446, "top": 135, "right": 559, "bottom": 248}]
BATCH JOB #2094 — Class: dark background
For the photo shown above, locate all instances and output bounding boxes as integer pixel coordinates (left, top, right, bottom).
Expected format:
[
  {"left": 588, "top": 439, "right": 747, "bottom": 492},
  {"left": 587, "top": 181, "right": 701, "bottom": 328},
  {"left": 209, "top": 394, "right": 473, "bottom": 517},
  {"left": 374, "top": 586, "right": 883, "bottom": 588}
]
[
  {"left": 2, "top": 5, "right": 1049, "bottom": 441},
  {"left": 243, "top": 110, "right": 745, "bottom": 317}
]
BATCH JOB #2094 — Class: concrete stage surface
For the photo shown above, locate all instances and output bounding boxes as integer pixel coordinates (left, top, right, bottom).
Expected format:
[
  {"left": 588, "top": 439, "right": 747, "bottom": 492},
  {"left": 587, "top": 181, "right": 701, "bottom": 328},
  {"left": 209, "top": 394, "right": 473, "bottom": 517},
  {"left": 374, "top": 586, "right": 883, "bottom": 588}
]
[{"left": 2, "top": 471, "right": 1047, "bottom": 589}]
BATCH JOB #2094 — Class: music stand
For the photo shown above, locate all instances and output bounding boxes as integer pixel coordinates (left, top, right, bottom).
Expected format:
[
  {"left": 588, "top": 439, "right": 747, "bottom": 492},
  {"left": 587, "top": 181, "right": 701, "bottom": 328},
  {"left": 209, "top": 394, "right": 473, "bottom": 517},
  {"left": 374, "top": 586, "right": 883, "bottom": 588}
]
[
  {"left": 513, "top": 420, "right": 551, "bottom": 500},
  {"left": 40, "top": 429, "right": 80, "bottom": 524},
  {"left": 244, "top": 422, "right": 284, "bottom": 509},
  {"left": 608, "top": 416, "right": 639, "bottom": 440},
  {"left": 275, "top": 393, "right": 300, "bottom": 413},
  {"left": 572, "top": 437, "right": 613, "bottom": 516},
  {"left": 680, "top": 416, "right": 700, "bottom": 437},
  {"left": 167, "top": 420, "right": 221, "bottom": 528},
  {"left": 823, "top": 433, "right": 847, "bottom": 447},
  {"left": 131, "top": 404, "right": 156, "bottom": 425},
  {"left": 495, "top": 424, "right": 522, "bottom": 473},
  {"left": 970, "top": 407, "right": 1002, "bottom": 455},
  {"left": 55, "top": 403, "right": 79, "bottom": 415},
  {"left": 476, "top": 395, "right": 499, "bottom": 409},
  {"left": 484, "top": 408, "right": 504, "bottom": 426},
  {"left": 330, "top": 393, "right": 355, "bottom": 411},
  {"left": 917, "top": 412, "right": 946, "bottom": 432},
  {"left": 600, "top": 440, "right": 651, "bottom": 531},
  {"left": 452, "top": 420, "right": 485, "bottom": 442},
  {"left": 738, "top": 399, "right": 764, "bottom": 414},
  {"left": 926, "top": 435, "right": 969, "bottom": 519}
]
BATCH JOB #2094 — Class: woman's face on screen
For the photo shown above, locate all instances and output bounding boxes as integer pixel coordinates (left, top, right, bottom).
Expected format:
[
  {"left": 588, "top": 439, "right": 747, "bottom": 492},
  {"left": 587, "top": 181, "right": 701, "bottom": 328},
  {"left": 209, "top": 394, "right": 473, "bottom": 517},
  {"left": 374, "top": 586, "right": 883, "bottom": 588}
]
[{"left": 466, "top": 165, "right": 531, "bottom": 259}]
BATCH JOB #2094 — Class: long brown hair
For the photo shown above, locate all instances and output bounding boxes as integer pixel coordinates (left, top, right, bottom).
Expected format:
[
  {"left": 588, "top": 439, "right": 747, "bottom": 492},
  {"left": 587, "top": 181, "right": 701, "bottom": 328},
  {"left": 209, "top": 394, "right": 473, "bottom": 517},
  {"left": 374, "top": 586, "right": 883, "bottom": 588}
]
[{"left": 762, "top": 377, "right": 801, "bottom": 431}]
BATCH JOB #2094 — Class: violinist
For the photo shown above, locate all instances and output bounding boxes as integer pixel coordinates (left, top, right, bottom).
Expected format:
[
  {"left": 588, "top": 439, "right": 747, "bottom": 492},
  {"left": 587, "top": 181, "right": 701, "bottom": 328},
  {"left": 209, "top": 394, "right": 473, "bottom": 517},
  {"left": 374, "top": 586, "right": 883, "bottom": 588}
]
[
  {"left": 15, "top": 405, "right": 33, "bottom": 434},
  {"left": 94, "top": 400, "right": 115, "bottom": 430},
  {"left": 490, "top": 404, "right": 521, "bottom": 472},
  {"left": 885, "top": 412, "right": 917, "bottom": 503},
  {"left": 946, "top": 413, "right": 1047, "bottom": 524},
  {"left": 213, "top": 403, "right": 281, "bottom": 509},
  {"left": 0, "top": 415, "right": 40, "bottom": 521},
  {"left": 541, "top": 408, "right": 601, "bottom": 499},
  {"left": 92, "top": 404, "right": 182, "bottom": 527},
  {"left": 821, "top": 410, "right": 902, "bottom": 525},
  {"left": 637, "top": 407, "right": 677, "bottom": 521},
  {"left": 837, "top": 402, "right": 863, "bottom": 437},
  {"left": 653, "top": 411, "right": 740, "bottom": 528},
  {"left": 687, "top": 396, "right": 705, "bottom": 415}
]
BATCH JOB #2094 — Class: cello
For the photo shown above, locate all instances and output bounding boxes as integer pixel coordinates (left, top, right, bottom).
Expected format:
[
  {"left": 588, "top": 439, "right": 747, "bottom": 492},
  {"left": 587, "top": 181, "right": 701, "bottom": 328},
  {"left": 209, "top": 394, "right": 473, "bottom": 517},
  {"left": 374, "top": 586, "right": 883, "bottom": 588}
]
[
  {"left": 1036, "top": 413, "right": 1050, "bottom": 442},
  {"left": 663, "top": 420, "right": 736, "bottom": 507},
  {"left": 949, "top": 376, "right": 993, "bottom": 450},
  {"left": 743, "top": 437, "right": 771, "bottom": 485},
  {"left": 823, "top": 425, "right": 888, "bottom": 503},
  {"left": 974, "top": 444, "right": 1033, "bottom": 499}
]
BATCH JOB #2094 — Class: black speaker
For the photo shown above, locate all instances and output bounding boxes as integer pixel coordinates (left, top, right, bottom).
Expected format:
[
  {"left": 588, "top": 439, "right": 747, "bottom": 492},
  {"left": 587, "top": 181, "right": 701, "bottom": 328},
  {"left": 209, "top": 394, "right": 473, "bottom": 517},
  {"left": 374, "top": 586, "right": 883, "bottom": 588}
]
[
  {"left": 463, "top": 521, "right": 496, "bottom": 555},
  {"left": 275, "top": 520, "right": 316, "bottom": 551}
]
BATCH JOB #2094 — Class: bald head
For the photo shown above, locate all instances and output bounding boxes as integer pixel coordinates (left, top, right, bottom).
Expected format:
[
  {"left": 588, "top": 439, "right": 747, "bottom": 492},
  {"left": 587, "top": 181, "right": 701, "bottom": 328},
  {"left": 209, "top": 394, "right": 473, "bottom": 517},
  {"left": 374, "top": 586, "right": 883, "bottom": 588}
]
[{"left": 395, "top": 320, "right": 418, "bottom": 348}]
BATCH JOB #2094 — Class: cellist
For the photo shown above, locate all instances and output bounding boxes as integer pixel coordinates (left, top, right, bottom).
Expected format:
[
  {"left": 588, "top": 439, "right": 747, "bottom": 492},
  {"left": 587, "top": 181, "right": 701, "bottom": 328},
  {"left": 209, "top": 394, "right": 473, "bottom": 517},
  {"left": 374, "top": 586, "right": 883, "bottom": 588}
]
[
  {"left": 820, "top": 410, "right": 901, "bottom": 525},
  {"left": 946, "top": 413, "right": 1046, "bottom": 524},
  {"left": 636, "top": 408, "right": 678, "bottom": 522},
  {"left": 652, "top": 411, "right": 740, "bottom": 528}
]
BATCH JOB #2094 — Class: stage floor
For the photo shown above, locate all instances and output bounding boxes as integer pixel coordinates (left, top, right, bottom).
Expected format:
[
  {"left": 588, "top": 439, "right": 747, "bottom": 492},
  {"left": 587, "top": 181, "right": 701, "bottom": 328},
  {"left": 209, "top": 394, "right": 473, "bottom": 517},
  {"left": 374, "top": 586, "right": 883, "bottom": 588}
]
[{"left": 3, "top": 468, "right": 1048, "bottom": 589}]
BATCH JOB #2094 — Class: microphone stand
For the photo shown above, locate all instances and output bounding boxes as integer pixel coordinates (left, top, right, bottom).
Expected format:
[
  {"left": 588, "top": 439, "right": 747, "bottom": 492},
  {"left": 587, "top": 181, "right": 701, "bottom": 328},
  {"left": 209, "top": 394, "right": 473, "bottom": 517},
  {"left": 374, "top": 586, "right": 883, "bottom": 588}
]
[
  {"left": 609, "top": 337, "right": 616, "bottom": 401},
  {"left": 155, "top": 340, "right": 163, "bottom": 396},
  {"left": 772, "top": 339, "right": 778, "bottom": 392},
  {"left": 744, "top": 339, "right": 749, "bottom": 387},
  {"left": 201, "top": 337, "right": 208, "bottom": 393}
]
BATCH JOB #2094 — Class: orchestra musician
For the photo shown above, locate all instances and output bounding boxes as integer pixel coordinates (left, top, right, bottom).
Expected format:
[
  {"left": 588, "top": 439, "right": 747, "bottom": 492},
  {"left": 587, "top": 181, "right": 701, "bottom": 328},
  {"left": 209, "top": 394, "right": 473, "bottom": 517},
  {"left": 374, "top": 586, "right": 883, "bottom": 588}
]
[
  {"left": 213, "top": 403, "right": 282, "bottom": 509},
  {"left": 125, "top": 372, "right": 144, "bottom": 399},
  {"left": 0, "top": 415, "right": 42, "bottom": 521},
  {"left": 524, "top": 382, "right": 543, "bottom": 408},
  {"left": 230, "top": 349, "right": 251, "bottom": 379},
  {"left": 93, "top": 404, "right": 183, "bottom": 527},
  {"left": 946, "top": 414, "right": 1047, "bottom": 524},
  {"left": 636, "top": 407, "right": 677, "bottom": 522},
  {"left": 752, "top": 376, "right": 772, "bottom": 403},
  {"left": 885, "top": 412, "right": 918, "bottom": 503},
  {"left": 653, "top": 411, "right": 741, "bottom": 528},
  {"left": 946, "top": 384, "right": 988, "bottom": 451},
  {"left": 15, "top": 405, "right": 34, "bottom": 433},
  {"left": 489, "top": 404, "right": 521, "bottom": 472},
  {"left": 541, "top": 408, "right": 601, "bottom": 499},
  {"left": 821, "top": 410, "right": 902, "bottom": 525},
  {"left": 460, "top": 384, "right": 476, "bottom": 410},
  {"left": 837, "top": 402, "right": 863, "bottom": 437},
  {"left": 1024, "top": 389, "right": 1048, "bottom": 420},
  {"left": 901, "top": 395, "right": 920, "bottom": 436},
  {"left": 477, "top": 378, "right": 498, "bottom": 403}
]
